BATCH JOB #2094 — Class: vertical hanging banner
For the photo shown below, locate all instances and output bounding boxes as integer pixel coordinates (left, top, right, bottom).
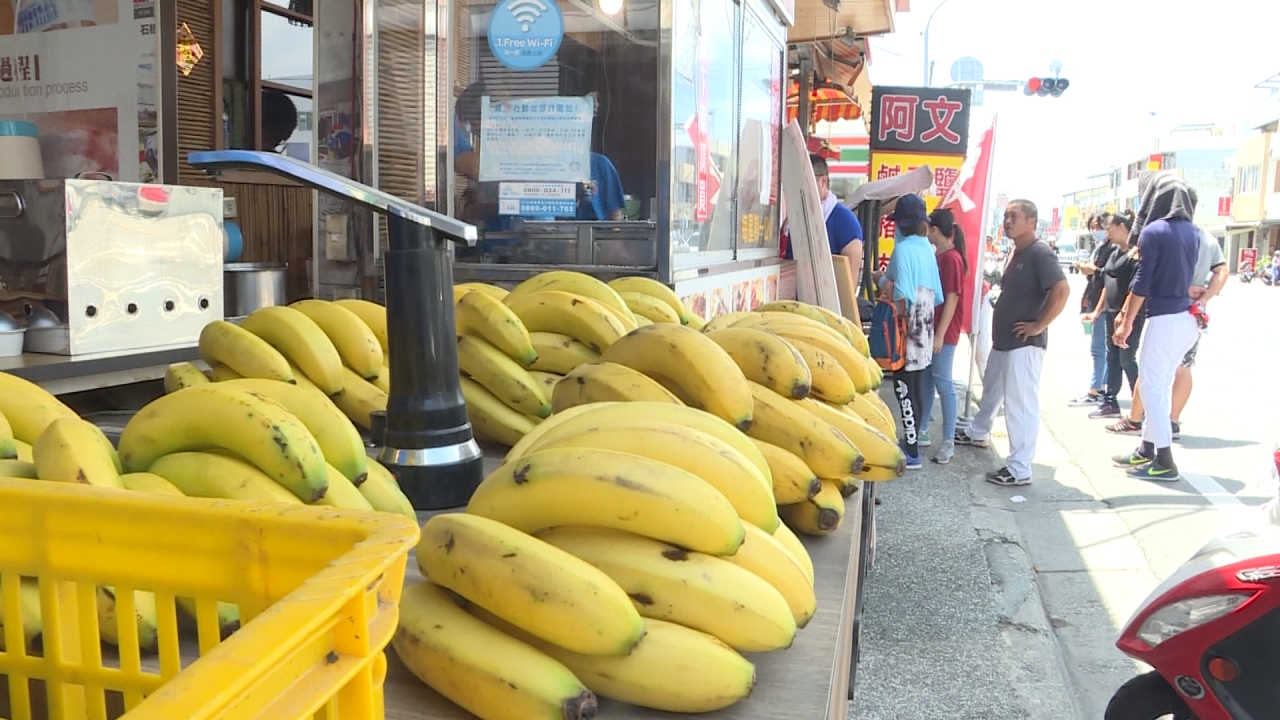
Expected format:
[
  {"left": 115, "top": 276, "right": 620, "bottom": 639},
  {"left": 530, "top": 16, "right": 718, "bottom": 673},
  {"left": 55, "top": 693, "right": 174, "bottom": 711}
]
[
  {"left": 693, "top": 32, "right": 711, "bottom": 223},
  {"left": 939, "top": 115, "right": 997, "bottom": 334},
  {"left": 868, "top": 85, "right": 972, "bottom": 271}
]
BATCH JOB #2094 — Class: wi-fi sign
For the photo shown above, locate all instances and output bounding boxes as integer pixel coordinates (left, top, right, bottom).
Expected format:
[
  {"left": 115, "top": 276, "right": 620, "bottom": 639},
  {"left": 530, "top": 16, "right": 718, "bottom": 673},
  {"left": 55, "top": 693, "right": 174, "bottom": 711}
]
[{"left": 508, "top": 0, "right": 548, "bottom": 32}]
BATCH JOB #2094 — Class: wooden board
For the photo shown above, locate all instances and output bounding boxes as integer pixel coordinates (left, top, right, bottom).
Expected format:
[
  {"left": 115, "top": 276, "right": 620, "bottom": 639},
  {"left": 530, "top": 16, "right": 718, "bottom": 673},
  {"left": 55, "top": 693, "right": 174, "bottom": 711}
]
[
  {"left": 831, "top": 255, "right": 861, "bottom": 327},
  {"left": 779, "top": 120, "right": 841, "bottom": 314}
]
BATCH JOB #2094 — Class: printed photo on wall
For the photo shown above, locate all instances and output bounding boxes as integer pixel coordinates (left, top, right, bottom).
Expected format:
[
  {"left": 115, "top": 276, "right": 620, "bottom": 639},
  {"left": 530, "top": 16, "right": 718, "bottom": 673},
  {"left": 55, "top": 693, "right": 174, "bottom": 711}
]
[
  {"left": 0, "top": 107, "right": 120, "bottom": 179},
  {"left": 732, "top": 280, "right": 751, "bottom": 312},
  {"left": 709, "top": 287, "right": 730, "bottom": 319},
  {"left": 680, "top": 291, "right": 707, "bottom": 322},
  {"left": 1, "top": 0, "right": 119, "bottom": 34},
  {"left": 765, "top": 274, "right": 778, "bottom": 302}
]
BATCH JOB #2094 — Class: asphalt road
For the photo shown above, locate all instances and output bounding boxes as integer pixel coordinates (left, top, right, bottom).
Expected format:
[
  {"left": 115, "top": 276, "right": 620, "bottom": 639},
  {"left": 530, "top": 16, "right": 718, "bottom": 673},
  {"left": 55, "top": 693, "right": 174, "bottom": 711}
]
[{"left": 849, "top": 273, "right": 1276, "bottom": 719}]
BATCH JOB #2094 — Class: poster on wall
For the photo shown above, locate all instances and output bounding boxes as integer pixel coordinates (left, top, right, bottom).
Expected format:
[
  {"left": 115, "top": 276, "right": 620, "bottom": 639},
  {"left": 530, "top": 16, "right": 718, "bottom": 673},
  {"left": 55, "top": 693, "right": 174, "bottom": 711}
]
[
  {"left": 869, "top": 152, "right": 965, "bottom": 271},
  {"left": 0, "top": 0, "right": 157, "bottom": 182},
  {"left": 478, "top": 96, "right": 591, "bottom": 183},
  {"left": 675, "top": 264, "right": 780, "bottom": 322}
]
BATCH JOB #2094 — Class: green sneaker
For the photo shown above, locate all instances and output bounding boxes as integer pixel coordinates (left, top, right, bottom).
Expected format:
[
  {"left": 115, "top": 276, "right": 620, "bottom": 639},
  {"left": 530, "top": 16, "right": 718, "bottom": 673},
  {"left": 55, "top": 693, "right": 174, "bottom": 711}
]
[
  {"left": 1112, "top": 451, "right": 1152, "bottom": 468},
  {"left": 1127, "top": 463, "right": 1180, "bottom": 482},
  {"left": 918, "top": 429, "right": 932, "bottom": 447}
]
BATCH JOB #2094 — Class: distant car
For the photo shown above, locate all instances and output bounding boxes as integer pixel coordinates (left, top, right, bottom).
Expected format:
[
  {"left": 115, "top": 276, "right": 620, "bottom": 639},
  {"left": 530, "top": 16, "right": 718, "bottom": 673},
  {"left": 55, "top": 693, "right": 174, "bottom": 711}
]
[{"left": 1057, "top": 243, "right": 1083, "bottom": 273}]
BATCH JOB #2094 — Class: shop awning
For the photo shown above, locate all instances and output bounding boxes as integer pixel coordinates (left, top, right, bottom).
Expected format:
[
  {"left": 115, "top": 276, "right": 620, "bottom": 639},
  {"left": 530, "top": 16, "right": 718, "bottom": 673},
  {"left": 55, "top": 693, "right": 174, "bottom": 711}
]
[
  {"left": 786, "top": 81, "right": 862, "bottom": 125},
  {"left": 788, "top": 0, "right": 896, "bottom": 44}
]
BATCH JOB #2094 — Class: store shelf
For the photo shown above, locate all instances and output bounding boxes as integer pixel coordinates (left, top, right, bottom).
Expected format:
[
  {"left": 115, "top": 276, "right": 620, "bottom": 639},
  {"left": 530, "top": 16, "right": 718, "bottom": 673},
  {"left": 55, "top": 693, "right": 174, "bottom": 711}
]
[{"left": 0, "top": 346, "right": 200, "bottom": 395}]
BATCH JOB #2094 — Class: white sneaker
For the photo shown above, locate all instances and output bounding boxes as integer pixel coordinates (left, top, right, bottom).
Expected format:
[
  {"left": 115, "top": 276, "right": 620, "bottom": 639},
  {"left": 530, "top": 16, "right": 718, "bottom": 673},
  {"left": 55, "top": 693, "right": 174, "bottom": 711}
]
[{"left": 932, "top": 439, "right": 955, "bottom": 465}]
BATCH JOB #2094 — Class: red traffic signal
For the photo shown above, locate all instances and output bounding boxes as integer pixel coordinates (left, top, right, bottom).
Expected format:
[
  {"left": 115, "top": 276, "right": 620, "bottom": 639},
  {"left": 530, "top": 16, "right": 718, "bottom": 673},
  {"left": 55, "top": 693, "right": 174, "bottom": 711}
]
[{"left": 1024, "top": 77, "right": 1069, "bottom": 97}]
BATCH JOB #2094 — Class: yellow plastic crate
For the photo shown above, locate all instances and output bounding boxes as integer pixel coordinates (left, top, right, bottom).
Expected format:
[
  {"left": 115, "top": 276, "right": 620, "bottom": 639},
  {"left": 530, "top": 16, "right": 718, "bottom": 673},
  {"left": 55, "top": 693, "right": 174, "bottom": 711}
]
[{"left": 0, "top": 477, "right": 419, "bottom": 719}]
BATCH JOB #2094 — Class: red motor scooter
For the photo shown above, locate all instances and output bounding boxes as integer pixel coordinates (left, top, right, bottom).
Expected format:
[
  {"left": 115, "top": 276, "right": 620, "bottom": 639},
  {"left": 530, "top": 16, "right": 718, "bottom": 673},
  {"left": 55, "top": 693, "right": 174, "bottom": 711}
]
[{"left": 1105, "top": 447, "right": 1280, "bottom": 720}]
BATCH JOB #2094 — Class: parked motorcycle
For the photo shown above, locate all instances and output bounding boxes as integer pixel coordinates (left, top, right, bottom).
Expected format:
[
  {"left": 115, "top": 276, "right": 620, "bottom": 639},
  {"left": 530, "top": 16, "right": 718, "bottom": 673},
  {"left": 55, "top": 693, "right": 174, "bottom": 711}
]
[
  {"left": 1104, "top": 447, "right": 1280, "bottom": 720},
  {"left": 1239, "top": 263, "right": 1254, "bottom": 284}
]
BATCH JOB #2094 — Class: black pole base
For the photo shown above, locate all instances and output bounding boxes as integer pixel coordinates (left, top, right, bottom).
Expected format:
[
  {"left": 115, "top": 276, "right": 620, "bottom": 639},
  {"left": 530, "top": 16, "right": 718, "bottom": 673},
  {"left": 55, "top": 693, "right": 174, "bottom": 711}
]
[{"left": 379, "top": 445, "right": 485, "bottom": 510}]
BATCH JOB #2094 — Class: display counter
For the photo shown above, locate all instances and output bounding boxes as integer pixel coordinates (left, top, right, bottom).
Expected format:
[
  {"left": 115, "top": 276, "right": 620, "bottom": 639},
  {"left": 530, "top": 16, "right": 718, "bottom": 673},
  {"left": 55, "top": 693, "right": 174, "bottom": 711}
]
[{"left": 0, "top": 347, "right": 200, "bottom": 396}]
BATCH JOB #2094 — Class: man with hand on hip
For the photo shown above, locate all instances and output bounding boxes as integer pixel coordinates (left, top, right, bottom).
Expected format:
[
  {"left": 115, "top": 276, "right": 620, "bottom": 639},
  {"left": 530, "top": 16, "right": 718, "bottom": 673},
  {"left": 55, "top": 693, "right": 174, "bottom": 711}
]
[{"left": 955, "top": 199, "right": 1070, "bottom": 487}]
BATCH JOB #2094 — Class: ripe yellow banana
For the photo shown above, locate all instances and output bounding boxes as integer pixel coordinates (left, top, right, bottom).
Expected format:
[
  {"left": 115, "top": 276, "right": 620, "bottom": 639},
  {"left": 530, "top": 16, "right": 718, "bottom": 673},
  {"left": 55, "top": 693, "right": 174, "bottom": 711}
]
[
  {"left": 599, "top": 324, "right": 754, "bottom": 430},
  {"left": 292, "top": 299, "right": 386, "bottom": 379},
  {"left": 120, "top": 471, "right": 184, "bottom": 495},
  {"left": 506, "top": 290, "right": 628, "bottom": 353},
  {"left": 220, "top": 378, "right": 368, "bottom": 484},
  {"left": 608, "top": 277, "right": 691, "bottom": 323},
  {"left": 393, "top": 580, "right": 597, "bottom": 720},
  {"left": 457, "top": 335, "right": 551, "bottom": 418},
  {"left": 532, "top": 420, "right": 777, "bottom": 532},
  {"left": 197, "top": 320, "right": 294, "bottom": 384},
  {"left": 528, "top": 370, "right": 562, "bottom": 397},
  {"left": 748, "top": 438, "right": 820, "bottom": 505},
  {"left": 470, "top": 446, "right": 745, "bottom": 556},
  {"left": 315, "top": 463, "right": 373, "bottom": 510},
  {"left": 745, "top": 381, "right": 862, "bottom": 478},
  {"left": 0, "top": 372, "right": 78, "bottom": 444},
  {"left": 846, "top": 393, "right": 896, "bottom": 439},
  {"left": 619, "top": 291, "right": 682, "bottom": 324},
  {"left": 743, "top": 318, "right": 873, "bottom": 393},
  {"left": 0, "top": 578, "right": 43, "bottom": 652},
  {"left": 787, "top": 338, "right": 857, "bottom": 404},
  {"left": 863, "top": 390, "right": 896, "bottom": 431},
  {"left": 97, "top": 586, "right": 159, "bottom": 652},
  {"left": 551, "top": 361, "right": 683, "bottom": 412},
  {"left": 828, "top": 475, "right": 861, "bottom": 497},
  {"left": 633, "top": 315, "right": 653, "bottom": 327},
  {"left": 0, "top": 458, "right": 36, "bottom": 478},
  {"left": 779, "top": 480, "right": 845, "bottom": 536},
  {"left": 855, "top": 465, "right": 902, "bottom": 482},
  {"left": 0, "top": 411, "right": 14, "bottom": 461},
  {"left": 207, "top": 363, "right": 243, "bottom": 381},
  {"left": 705, "top": 327, "right": 811, "bottom": 400},
  {"left": 419, "top": 513, "right": 644, "bottom": 655},
  {"left": 799, "top": 397, "right": 904, "bottom": 475},
  {"left": 149, "top": 451, "right": 305, "bottom": 504},
  {"left": 118, "top": 384, "right": 328, "bottom": 502},
  {"left": 772, "top": 521, "right": 815, "bottom": 586},
  {"left": 371, "top": 365, "right": 390, "bottom": 393},
  {"left": 358, "top": 461, "right": 416, "bottom": 521},
  {"left": 456, "top": 282, "right": 510, "bottom": 301},
  {"left": 507, "top": 270, "right": 637, "bottom": 330},
  {"left": 332, "top": 298, "right": 388, "bottom": 353},
  {"left": 460, "top": 375, "right": 538, "bottom": 447},
  {"left": 240, "top": 306, "right": 345, "bottom": 394},
  {"left": 752, "top": 300, "right": 831, "bottom": 327},
  {"left": 456, "top": 290, "right": 538, "bottom": 367},
  {"left": 33, "top": 417, "right": 124, "bottom": 489},
  {"left": 539, "top": 527, "right": 794, "bottom": 652},
  {"left": 724, "top": 523, "right": 816, "bottom": 627},
  {"left": 684, "top": 307, "right": 707, "bottom": 330},
  {"left": 330, "top": 366, "right": 388, "bottom": 431},
  {"left": 701, "top": 311, "right": 753, "bottom": 333},
  {"left": 163, "top": 361, "right": 210, "bottom": 394},
  {"left": 13, "top": 438, "right": 31, "bottom": 462},
  {"left": 527, "top": 331, "right": 600, "bottom": 374}
]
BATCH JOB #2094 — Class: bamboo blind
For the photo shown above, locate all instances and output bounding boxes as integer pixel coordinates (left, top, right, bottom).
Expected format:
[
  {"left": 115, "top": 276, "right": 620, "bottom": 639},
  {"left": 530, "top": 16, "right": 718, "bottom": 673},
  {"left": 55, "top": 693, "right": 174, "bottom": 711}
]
[
  {"left": 176, "top": 0, "right": 218, "bottom": 185},
  {"left": 222, "top": 182, "right": 315, "bottom": 301}
]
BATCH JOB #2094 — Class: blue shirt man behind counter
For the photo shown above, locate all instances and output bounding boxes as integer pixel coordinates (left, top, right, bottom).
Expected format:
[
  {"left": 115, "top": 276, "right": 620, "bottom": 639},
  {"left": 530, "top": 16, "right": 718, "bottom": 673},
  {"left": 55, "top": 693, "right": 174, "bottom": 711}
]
[{"left": 782, "top": 154, "right": 864, "bottom": 271}]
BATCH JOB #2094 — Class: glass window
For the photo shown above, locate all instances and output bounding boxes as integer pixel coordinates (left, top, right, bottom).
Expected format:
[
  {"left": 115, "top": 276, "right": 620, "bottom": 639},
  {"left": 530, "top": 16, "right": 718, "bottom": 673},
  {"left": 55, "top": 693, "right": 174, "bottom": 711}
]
[
  {"left": 669, "top": 0, "right": 739, "bottom": 266},
  {"left": 452, "top": 0, "right": 659, "bottom": 238},
  {"left": 227, "top": 1, "right": 313, "bottom": 152},
  {"left": 260, "top": 11, "right": 314, "bottom": 94},
  {"left": 733, "top": 1, "right": 781, "bottom": 254}
]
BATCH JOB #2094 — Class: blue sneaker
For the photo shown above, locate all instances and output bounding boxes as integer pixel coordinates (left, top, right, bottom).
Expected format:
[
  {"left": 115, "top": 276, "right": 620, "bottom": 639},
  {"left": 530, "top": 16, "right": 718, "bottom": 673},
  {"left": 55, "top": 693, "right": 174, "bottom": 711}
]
[{"left": 904, "top": 452, "right": 923, "bottom": 471}]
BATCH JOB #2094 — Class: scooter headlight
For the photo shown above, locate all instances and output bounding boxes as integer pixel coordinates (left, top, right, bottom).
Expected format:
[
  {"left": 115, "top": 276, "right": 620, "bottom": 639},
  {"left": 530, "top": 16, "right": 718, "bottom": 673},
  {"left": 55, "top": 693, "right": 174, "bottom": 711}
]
[{"left": 1136, "top": 593, "right": 1253, "bottom": 648}]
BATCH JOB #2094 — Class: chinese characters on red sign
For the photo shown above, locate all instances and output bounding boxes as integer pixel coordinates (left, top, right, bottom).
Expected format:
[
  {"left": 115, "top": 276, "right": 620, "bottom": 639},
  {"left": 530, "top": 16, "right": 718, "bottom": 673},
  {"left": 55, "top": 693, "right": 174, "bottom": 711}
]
[
  {"left": 870, "top": 86, "right": 972, "bottom": 155},
  {"left": 0, "top": 55, "right": 41, "bottom": 84}
]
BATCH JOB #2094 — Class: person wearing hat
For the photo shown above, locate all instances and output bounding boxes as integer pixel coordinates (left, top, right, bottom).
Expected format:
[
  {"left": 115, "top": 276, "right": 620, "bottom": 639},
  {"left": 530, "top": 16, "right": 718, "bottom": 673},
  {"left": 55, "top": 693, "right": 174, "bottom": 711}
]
[
  {"left": 955, "top": 199, "right": 1070, "bottom": 486},
  {"left": 882, "top": 193, "right": 944, "bottom": 469}
]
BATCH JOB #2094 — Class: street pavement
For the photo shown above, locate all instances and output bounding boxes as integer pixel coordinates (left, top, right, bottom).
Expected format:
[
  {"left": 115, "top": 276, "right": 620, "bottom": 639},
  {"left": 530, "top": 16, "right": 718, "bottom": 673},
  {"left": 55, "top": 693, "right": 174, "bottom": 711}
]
[{"left": 849, "top": 273, "right": 1276, "bottom": 719}]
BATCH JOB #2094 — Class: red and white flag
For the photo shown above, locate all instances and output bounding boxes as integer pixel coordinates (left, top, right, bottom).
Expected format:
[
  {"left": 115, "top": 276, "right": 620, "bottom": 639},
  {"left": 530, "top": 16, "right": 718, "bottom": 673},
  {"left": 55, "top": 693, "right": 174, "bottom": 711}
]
[{"left": 940, "top": 115, "right": 997, "bottom": 335}]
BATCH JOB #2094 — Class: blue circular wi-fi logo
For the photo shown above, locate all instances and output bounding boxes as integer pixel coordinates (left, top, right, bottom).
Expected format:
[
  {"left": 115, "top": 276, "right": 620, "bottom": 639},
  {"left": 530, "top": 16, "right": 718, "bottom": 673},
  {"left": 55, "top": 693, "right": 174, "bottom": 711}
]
[{"left": 488, "top": 0, "right": 564, "bottom": 71}]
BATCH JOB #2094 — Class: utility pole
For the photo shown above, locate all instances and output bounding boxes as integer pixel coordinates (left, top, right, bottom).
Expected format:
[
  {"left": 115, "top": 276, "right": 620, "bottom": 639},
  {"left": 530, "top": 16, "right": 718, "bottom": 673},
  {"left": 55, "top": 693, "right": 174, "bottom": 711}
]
[{"left": 922, "top": 0, "right": 955, "bottom": 87}]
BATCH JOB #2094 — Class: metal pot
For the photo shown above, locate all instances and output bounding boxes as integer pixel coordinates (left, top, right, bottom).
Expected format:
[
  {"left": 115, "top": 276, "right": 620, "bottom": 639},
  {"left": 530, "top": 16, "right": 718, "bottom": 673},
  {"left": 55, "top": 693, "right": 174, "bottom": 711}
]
[{"left": 224, "top": 262, "right": 287, "bottom": 318}]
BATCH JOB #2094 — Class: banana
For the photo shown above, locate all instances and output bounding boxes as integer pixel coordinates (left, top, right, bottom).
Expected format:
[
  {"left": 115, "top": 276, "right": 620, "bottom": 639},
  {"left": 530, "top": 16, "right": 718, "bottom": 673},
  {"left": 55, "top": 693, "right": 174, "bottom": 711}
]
[
  {"left": 551, "top": 361, "right": 683, "bottom": 412},
  {"left": 752, "top": 300, "right": 831, "bottom": 327},
  {"left": 176, "top": 595, "right": 241, "bottom": 641},
  {"left": 292, "top": 299, "right": 386, "bottom": 379},
  {"left": 393, "top": 580, "right": 598, "bottom": 720},
  {"left": 0, "top": 578, "right": 44, "bottom": 652},
  {"left": 599, "top": 324, "right": 753, "bottom": 430},
  {"left": 846, "top": 394, "right": 896, "bottom": 439},
  {"left": 240, "top": 306, "right": 345, "bottom": 394},
  {"left": 829, "top": 475, "right": 861, "bottom": 497},
  {"left": 504, "top": 401, "right": 771, "bottom": 487},
  {"left": 618, "top": 291, "right": 682, "bottom": 324},
  {"left": 633, "top": 315, "right": 653, "bottom": 327},
  {"left": 739, "top": 311, "right": 848, "bottom": 338},
  {"left": 371, "top": 365, "right": 391, "bottom": 393},
  {"left": 456, "top": 282, "right": 510, "bottom": 302},
  {"left": 457, "top": 335, "right": 551, "bottom": 418},
  {"left": 772, "top": 521, "right": 815, "bottom": 587},
  {"left": 506, "top": 290, "right": 628, "bottom": 353},
  {"left": 220, "top": 378, "right": 368, "bottom": 484},
  {"left": 532, "top": 420, "right": 777, "bottom": 532},
  {"left": 738, "top": 317, "right": 874, "bottom": 393},
  {"left": 0, "top": 459, "right": 36, "bottom": 478},
  {"left": 683, "top": 307, "right": 707, "bottom": 330},
  {"left": 787, "top": 338, "right": 857, "bottom": 404},
  {"left": 755, "top": 301, "right": 862, "bottom": 348},
  {"left": 452, "top": 286, "right": 471, "bottom": 304},
  {"left": 701, "top": 311, "right": 753, "bottom": 333},
  {"left": 460, "top": 375, "right": 538, "bottom": 447},
  {"left": 332, "top": 298, "right": 388, "bottom": 353},
  {"left": 330, "top": 366, "right": 388, "bottom": 431},
  {"left": 13, "top": 438, "right": 31, "bottom": 462},
  {"left": 207, "top": 363, "right": 243, "bottom": 382},
  {"left": 528, "top": 371, "right": 563, "bottom": 398},
  {"left": 748, "top": 438, "right": 820, "bottom": 505},
  {"left": 198, "top": 320, "right": 294, "bottom": 384},
  {"left": 315, "top": 463, "right": 373, "bottom": 510},
  {"left": 724, "top": 523, "right": 816, "bottom": 627},
  {"left": 863, "top": 390, "right": 897, "bottom": 432},
  {"left": 538, "top": 526, "right": 793, "bottom": 652},
  {"left": 469, "top": 446, "right": 745, "bottom": 556},
  {"left": 120, "top": 471, "right": 184, "bottom": 495},
  {"left": 855, "top": 465, "right": 902, "bottom": 482},
  {"left": 607, "top": 277, "right": 691, "bottom": 323},
  {"left": 163, "top": 361, "right": 210, "bottom": 394},
  {"left": 745, "top": 381, "right": 862, "bottom": 478},
  {"left": 0, "top": 372, "right": 78, "bottom": 444},
  {"left": 506, "top": 271, "right": 637, "bottom": 330},
  {"left": 456, "top": 290, "right": 538, "bottom": 367},
  {"left": 97, "top": 586, "right": 159, "bottom": 652},
  {"left": 358, "top": 462, "right": 416, "bottom": 520},
  {"left": 118, "top": 384, "right": 328, "bottom": 502},
  {"left": 799, "top": 398, "right": 904, "bottom": 475},
  {"left": 33, "top": 417, "right": 124, "bottom": 489},
  {"left": 0, "top": 411, "right": 15, "bottom": 461},
  {"left": 779, "top": 480, "right": 845, "bottom": 536},
  {"left": 419, "top": 513, "right": 644, "bottom": 655},
  {"left": 149, "top": 451, "right": 305, "bottom": 504},
  {"left": 528, "top": 332, "right": 600, "bottom": 374},
  {"left": 705, "top": 328, "right": 811, "bottom": 400}
]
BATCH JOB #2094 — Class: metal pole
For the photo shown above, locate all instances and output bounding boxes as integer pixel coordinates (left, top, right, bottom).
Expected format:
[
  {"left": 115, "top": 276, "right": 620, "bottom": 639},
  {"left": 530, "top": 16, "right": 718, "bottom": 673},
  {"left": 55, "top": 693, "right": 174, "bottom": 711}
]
[
  {"left": 798, "top": 49, "right": 813, "bottom": 141},
  {"left": 922, "top": 0, "right": 955, "bottom": 88}
]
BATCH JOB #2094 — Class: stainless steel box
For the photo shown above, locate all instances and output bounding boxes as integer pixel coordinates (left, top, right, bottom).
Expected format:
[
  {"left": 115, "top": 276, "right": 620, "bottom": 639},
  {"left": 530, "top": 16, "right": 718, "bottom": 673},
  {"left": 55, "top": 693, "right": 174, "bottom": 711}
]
[{"left": 0, "top": 180, "right": 225, "bottom": 356}]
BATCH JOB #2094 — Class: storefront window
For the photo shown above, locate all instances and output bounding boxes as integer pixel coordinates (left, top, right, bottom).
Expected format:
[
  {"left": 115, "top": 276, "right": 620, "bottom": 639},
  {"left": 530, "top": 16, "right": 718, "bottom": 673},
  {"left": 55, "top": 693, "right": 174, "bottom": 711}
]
[
  {"left": 669, "top": 0, "right": 739, "bottom": 267},
  {"left": 451, "top": 0, "right": 659, "bottom": 240},
  {"left": 733, "top": 0, "right": 782, "bottom": 256},
  {"left": 226, "top": 0, "right": 313, "bottom": 153}
]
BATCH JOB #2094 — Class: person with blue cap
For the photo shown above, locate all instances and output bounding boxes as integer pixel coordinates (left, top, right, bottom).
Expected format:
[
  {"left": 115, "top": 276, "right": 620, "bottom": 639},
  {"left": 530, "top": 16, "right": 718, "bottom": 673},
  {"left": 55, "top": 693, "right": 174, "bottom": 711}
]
[{"left": 882, "top": 193, "right": 944, "bottom": 469}]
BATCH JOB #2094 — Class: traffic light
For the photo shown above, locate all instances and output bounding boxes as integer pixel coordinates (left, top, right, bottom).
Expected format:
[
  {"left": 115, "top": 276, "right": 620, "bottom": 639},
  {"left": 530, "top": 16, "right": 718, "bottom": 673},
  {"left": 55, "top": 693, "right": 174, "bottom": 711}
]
[{"left": 1024, "top": 77, "right": 1069, "bottom": 97}]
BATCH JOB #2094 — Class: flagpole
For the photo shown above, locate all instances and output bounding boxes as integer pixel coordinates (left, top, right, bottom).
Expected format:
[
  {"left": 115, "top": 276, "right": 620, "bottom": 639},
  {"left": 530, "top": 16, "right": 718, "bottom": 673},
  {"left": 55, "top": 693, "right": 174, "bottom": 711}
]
[{"left": 957, "top": 115, "right": 998, "bottom": 430}]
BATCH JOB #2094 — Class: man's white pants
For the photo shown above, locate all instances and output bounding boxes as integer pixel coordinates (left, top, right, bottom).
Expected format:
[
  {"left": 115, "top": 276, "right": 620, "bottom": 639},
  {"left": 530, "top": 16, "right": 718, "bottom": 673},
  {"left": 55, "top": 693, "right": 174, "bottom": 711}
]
[
  {"left": 975, "top": 294, "right": 993, "bottom": 378},
  {"left": 968, "top": 346, "right": 1046, "bottom": 480},
  {"left": 1138, "top": 312, "right": 1200, "bottom": 449}
]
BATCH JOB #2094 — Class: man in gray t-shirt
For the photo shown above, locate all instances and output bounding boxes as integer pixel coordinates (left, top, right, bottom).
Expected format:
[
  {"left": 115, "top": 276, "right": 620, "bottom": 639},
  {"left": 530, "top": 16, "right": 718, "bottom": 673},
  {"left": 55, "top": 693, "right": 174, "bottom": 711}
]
[{"left": 1192, "top": 229, "right": 1226, "bottom": 290}]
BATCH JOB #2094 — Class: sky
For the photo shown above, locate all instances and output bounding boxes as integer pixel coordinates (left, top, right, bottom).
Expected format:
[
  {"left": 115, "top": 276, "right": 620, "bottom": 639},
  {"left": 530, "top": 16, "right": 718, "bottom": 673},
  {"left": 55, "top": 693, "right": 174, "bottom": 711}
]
[{"left": 842, "top": 0, "right": 1280, "bottom": 212}]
